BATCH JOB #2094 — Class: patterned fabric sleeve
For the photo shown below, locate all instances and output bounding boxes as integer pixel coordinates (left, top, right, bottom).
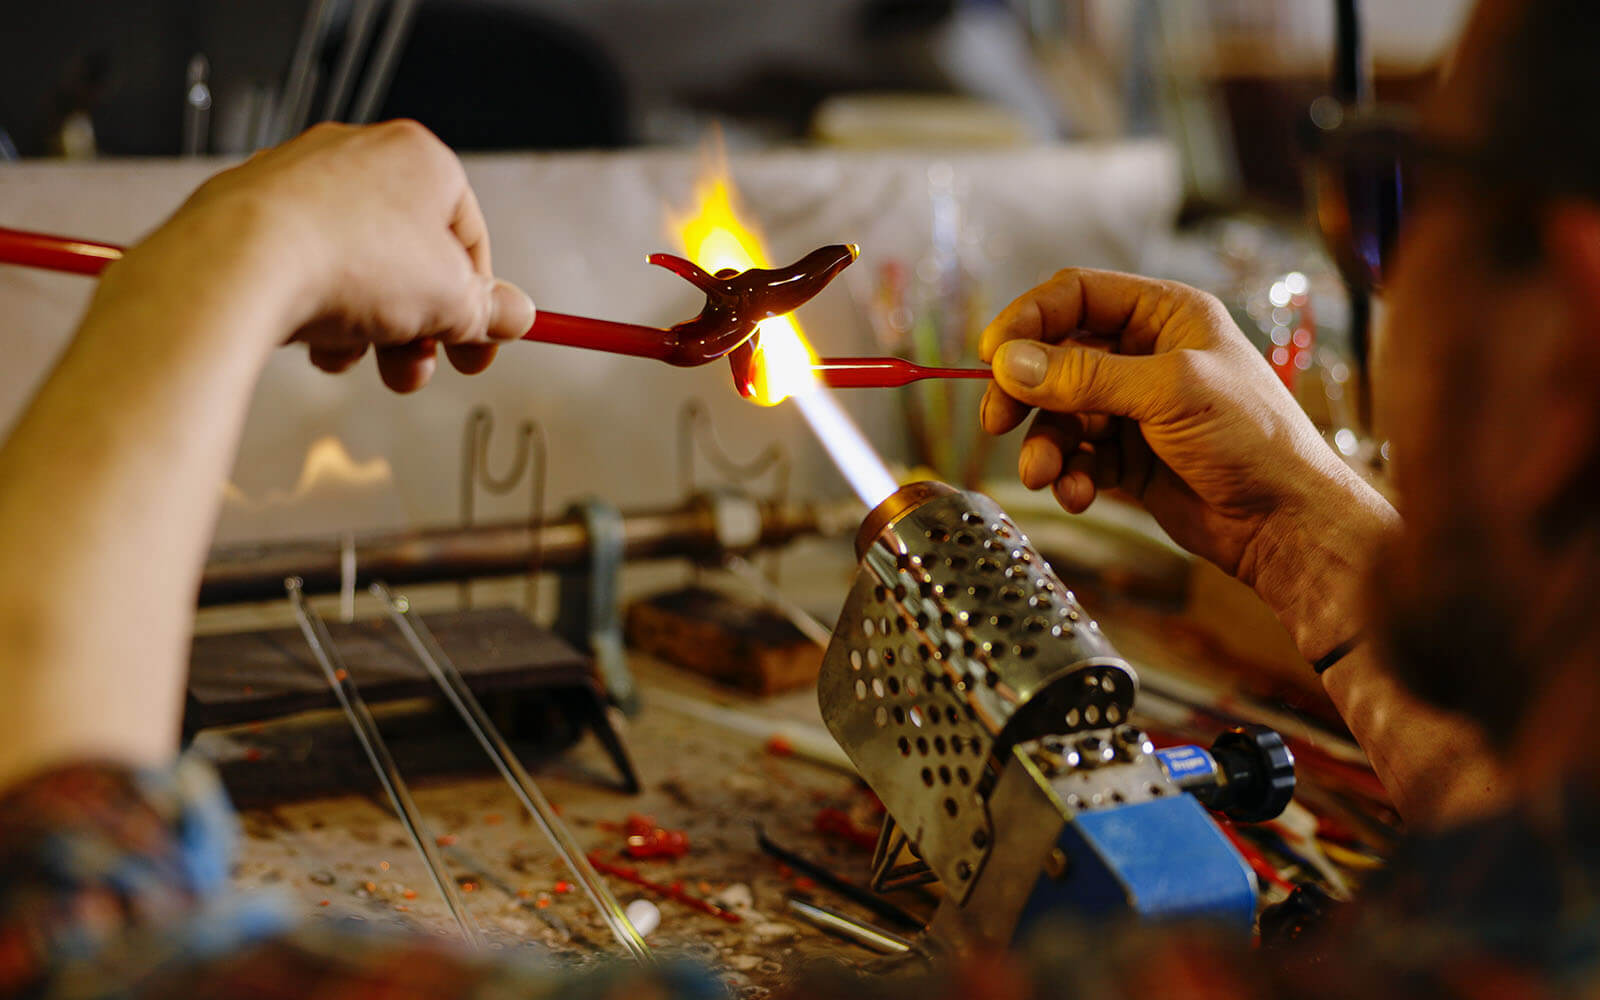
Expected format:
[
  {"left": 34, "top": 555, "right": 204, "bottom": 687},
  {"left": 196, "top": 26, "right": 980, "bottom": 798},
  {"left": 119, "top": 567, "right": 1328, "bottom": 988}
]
[
  {"left": 0, "top": 759, "right": 727, "bottom": 1000},
  {"left": 2, "top": 755, "right": 1588, "bottom": 1000},
  {"left": 0, "top": 758, "right": 288, "bottom": 995}
]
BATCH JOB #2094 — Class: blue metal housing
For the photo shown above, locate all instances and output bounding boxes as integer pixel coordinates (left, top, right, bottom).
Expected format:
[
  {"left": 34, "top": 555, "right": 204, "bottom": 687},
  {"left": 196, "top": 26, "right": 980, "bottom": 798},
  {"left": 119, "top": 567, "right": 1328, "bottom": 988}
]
[{"left": 1016, "top": 794, "right": 1258, "bottom": 935}]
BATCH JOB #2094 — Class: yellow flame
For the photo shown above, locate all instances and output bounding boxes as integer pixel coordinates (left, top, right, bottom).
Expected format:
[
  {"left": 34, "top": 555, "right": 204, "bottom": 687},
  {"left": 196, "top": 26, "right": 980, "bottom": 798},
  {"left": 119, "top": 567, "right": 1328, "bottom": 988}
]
[
  {"left": 668, "top": 168, "right": 819, "bottom": 406},
  {"left": 223, "top": 435, "right": 392, "bottom": 508}
]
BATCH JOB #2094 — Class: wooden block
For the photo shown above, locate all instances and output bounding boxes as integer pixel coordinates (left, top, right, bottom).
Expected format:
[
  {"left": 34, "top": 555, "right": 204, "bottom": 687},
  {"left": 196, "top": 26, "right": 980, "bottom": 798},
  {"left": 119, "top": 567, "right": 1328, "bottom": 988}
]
[
  {"left": 186, "top": 607, "right": 595, "bottom": 731},
  {"left": 186, "top": 607, "right": 642, "bottom": 803},
  {"left": 625, "top": 586, "right": 822, "bottom": 695}
]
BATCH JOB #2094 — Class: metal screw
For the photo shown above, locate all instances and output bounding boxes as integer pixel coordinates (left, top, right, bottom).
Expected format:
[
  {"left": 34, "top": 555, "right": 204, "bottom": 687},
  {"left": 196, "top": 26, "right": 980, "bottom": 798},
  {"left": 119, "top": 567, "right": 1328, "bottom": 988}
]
[{"left": 1044, "top": 848, "right": 1070, "bottom": 879}]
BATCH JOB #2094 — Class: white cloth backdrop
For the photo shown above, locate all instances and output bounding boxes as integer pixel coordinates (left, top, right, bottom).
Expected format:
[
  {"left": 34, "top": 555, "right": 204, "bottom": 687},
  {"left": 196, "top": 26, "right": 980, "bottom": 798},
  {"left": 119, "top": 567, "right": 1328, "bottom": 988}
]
[{"left": 0, "top": 142, "right": 1179, "bottom": 542}]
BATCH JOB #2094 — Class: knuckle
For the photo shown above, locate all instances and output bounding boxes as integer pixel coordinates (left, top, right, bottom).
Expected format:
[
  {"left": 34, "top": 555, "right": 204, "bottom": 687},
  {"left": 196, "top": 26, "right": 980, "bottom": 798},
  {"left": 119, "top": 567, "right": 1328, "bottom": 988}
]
[
  {"left": 1183, "top": 287, "right": 1233, "bottom": 327},
  {"left": 1047, "top": 347, "right": 1098, "bottom": 404},
  {"left": 1049, "top": 267, "right": 1090, "bottom": 298},
  {"left": 381, "top": 118, "right": 432, "bottom": 143},
  {"left": 1161, "top": 350, "right": 1225, "bottom": 411},
  {"left": 1165, "top": 347, "right": 1209, "bottom": 382}
]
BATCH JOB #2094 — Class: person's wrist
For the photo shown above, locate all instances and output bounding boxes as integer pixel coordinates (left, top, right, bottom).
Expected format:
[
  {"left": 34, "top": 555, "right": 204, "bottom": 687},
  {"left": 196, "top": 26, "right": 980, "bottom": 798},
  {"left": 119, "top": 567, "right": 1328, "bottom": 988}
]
[
  {"left": 102, "top": 186, "right": 326, "bottom": 353},
  {"left": 1237, "top": 459, "right": 1398, "bottom": 663}
]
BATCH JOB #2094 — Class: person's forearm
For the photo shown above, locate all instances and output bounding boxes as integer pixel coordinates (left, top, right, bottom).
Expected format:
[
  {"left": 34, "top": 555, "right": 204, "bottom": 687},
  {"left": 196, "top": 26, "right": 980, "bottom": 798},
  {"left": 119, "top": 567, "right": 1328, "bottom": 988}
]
[
  {"left": 0, "top": 209, "right": 294, "bottom": 790},
  {"left": 1239, "top": 472, "right": 1506, "bottom": 826},
  {"left": 1322, "top": 646, "right": 1506, "bottom": 829}
]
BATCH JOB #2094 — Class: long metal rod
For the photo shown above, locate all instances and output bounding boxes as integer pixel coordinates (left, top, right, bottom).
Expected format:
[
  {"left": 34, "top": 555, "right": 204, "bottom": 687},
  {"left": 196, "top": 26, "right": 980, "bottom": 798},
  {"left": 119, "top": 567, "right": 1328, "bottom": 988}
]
[
  {"left": 201, "top": 498, "right": 824, "bottom": 607},
  {"left": 349, "top": 0, "right": 419, "bottom": 123},
  {"left": 755, "top": 826, "right": 922, "bottom": 930},
  {"left": 785, "top": 897, "right": 913, "bottom": 954},
  {"left": 277, "top": 0, "right": 336, "bottom": 142},
  {"left": 371, "top": 581, "right": 653, "bottom": 964},
  {"left": 321, "top": 0, "right": 382, "bottom": 122},
  {"left": 286, "top": 578, "right": 483, "bottom": 949},
  {"left": 721, "top": 555, "right": 832, "bottom": 647}
]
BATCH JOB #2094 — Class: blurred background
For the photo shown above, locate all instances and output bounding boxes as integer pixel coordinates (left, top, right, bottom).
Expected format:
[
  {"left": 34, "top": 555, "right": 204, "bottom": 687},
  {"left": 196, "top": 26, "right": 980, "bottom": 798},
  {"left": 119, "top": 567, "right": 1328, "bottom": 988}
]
[{"left": 0, "top": 1, "right": 1465, "bottom": 181}]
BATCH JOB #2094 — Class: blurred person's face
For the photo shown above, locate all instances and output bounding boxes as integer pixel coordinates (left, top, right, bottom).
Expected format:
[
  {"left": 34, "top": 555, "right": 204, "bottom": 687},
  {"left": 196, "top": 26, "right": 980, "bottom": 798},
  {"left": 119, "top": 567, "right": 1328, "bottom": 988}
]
[{"left": 1371, "top": 0, "right": 1600, "bottom": 741}]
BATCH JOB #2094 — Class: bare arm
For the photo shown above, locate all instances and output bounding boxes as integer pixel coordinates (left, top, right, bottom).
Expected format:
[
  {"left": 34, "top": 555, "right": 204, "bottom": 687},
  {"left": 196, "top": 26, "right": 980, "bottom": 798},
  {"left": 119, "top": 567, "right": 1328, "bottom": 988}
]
[
  {"left": 979, "top": 268, "right": 1506, "bottom": 828},
  {"left": 0, "top": 122, "right": 534, "bottom": 792}
]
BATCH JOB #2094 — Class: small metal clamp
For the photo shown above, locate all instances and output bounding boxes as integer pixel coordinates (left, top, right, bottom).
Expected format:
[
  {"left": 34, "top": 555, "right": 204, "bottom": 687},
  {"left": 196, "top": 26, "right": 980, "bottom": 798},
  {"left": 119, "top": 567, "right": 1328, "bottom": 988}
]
[{"left": 555, "top": 496, "right": 636, "bottom": 713}]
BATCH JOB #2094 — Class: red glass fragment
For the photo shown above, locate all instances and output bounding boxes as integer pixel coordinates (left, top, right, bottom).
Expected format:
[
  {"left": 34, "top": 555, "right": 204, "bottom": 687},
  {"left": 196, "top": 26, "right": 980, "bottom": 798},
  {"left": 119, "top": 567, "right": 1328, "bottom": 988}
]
[
  {"left": 586, "top": 852, "right": 742, "bottom": 924},
  {"left": 813, "top": 807, "right": 880, "bottom": 852}
]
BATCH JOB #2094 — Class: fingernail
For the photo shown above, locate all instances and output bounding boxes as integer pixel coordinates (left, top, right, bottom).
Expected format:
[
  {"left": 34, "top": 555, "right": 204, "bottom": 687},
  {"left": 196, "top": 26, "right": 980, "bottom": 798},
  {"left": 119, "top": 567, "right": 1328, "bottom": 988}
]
[
  {"left": 999, "top": 341, "right": 1048, "bottom": 388},
  {"left": 491, "top": 280, "right": 536, "bottom": 338}
]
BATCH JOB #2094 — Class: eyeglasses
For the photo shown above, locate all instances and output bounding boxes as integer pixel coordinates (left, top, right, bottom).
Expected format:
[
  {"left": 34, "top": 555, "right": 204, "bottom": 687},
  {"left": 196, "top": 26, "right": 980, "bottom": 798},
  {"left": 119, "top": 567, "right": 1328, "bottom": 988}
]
[
  {"left": 1302, "top": 100, "right": 1518, "bottom": 293},
  {"left": 1302, "top": 102, "right": 1415, "bottom": 293}
]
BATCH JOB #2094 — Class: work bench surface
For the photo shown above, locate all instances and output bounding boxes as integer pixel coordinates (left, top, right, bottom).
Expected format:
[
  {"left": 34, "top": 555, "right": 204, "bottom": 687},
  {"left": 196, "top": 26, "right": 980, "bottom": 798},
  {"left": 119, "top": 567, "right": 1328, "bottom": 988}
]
[{"left": 227, "top": 658, "right": 894, "bottom": 994}]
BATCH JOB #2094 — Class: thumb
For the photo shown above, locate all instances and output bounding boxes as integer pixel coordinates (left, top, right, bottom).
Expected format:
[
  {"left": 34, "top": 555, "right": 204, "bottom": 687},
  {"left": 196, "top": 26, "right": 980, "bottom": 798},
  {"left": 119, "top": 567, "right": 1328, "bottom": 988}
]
[
  {"left": 992, "top": 339, "right": 1170, "bottom": 421},
  {"left": 486, "top": 279, "right": 537, "bottom": 340}
]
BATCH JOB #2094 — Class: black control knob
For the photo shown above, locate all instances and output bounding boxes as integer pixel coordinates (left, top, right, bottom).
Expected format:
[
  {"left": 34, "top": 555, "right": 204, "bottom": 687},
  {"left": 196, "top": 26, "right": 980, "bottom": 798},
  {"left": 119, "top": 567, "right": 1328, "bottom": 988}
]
[{"left": 1196, "top": 724, "right": 1296, "bottom": 822}]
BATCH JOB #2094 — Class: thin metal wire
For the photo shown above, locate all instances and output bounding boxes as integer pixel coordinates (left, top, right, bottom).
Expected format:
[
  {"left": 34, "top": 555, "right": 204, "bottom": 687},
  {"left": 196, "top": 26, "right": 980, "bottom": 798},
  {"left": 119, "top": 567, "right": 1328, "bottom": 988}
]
[
  {"left": 349, "top": 0, "right": 420, "bottom": 124},
  {"left": 285, "top": 578, "right": 483, "bottom": 949},
  {"left": 676, "top": 398, "right": 791, "bottom": 585},
  {"left": 721, "top": 555, "right": 831, "bottom": 647},
  {"left": 276, "top": 0, "right": 336, "bottom": 142},
  {"left": 458, "top": 406, "right": 547, "bottom": 615},
  {"left": 370, "top": 581, "right": 654, "bottom": 964},
  {"left": 321, "top": 0, "right": 382, "bottom": 122},
  {"left": 675, "top": 398, "right": 791, "bottom": 501}
]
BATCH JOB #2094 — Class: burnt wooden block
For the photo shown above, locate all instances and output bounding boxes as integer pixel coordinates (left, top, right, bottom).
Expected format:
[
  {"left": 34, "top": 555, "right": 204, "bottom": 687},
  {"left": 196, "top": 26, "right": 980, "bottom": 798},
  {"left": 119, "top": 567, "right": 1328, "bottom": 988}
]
[
  {"left": 186, "top": 607, "right": 594, "bottom": 732},
  {"left": 625, "top": 586, "right": 822, "bottom": 695},
  {"left": 186, "top": 607, "right": 640, "bottom": 802}
]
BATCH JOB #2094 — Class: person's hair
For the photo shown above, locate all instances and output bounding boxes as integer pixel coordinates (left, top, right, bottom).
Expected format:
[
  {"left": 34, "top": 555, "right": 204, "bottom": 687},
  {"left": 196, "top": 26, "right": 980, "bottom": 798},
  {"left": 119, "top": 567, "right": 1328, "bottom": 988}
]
[
  {"left": 1480, "top": 0, "right": 1600, "bottom": 263},
  {"left": 1379, "top": 0, "right": 1600, "bottom": 744}
]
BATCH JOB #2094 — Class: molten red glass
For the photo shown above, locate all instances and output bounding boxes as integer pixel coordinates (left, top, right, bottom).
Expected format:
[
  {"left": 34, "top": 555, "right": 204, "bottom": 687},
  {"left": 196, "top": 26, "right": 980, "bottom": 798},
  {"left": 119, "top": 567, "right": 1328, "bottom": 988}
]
[{"left": 0, "top": 225, "right": 858, "bottom": 369}]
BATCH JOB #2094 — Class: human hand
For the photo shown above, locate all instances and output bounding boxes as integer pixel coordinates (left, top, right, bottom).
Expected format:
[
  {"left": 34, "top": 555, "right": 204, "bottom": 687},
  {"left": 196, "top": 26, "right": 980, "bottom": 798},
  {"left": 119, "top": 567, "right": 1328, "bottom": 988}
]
[
  {"left": 979, "top": 268, "right": 1395, "bottom": 658},
  {"left": 133, "top": 120, "right": 535, "bottom": 392}
]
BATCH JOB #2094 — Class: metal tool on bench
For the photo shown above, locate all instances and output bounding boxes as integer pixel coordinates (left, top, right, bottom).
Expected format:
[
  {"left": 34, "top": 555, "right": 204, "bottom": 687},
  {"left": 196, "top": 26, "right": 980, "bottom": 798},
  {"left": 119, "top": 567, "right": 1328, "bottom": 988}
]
[
  {"left": 818, "top": 482, "right": 1296, "bottom": 951},
  {"left": 373, "top": 581, "right": 653, "bottom": 963},
  {"left": 287, "top": 578, "right": 485, "bottom": 948},
  {"left": 284, "top": 577, "right": 653, "bottom": 962}
]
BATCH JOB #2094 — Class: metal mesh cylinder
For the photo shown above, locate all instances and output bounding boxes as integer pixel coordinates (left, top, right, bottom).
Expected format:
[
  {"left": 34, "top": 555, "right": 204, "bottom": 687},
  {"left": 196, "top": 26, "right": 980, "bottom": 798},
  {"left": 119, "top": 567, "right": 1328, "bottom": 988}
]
[{"left": 819, "top": 483, "right": 1137, "bottom": 900}]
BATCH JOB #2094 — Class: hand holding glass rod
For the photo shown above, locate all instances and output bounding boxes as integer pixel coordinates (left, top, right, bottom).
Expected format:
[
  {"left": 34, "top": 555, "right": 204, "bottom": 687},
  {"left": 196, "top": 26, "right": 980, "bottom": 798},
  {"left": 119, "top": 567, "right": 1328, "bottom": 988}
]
[
  {"left": 0, "top": 225, "right": 989, "bottom": 387},
  {"left": 0, "top": 225, "right": 852, "bottom": 362}
]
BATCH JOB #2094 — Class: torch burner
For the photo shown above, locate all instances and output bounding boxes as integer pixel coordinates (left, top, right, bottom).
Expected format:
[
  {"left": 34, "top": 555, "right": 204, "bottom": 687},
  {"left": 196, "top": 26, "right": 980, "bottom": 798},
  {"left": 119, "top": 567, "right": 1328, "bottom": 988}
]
[
  {"left": 819, "top": 482, "right": 1136, "bottom": 904},
  {"left": 819, "top": 482, "right": 1294, "bottom": 948}
]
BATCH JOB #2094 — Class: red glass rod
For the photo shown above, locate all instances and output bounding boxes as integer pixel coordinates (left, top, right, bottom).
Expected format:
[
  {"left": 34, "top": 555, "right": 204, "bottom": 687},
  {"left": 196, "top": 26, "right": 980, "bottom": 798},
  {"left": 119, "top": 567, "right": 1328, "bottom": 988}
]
[
  {"left": 0, "top": 226, "right": 700, "bottom": 364},
  {"left": 814, "top": 357, "right": 991, "bottom": 389},
  {"left": 523, "top": 310, "right": 678, "bottom": 362},
  {"left": 0, "top": 227, "right": 122, "bottom": 276}
]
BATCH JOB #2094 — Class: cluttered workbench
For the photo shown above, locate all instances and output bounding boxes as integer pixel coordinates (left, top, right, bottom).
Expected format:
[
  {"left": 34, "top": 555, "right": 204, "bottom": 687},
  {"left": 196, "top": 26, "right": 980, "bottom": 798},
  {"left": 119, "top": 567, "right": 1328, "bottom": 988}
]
[
  {"left": 197, "top": 492, "right": 1396, "bottom": 996},
  {"left": 224, "top": 655, "right": 900, "bottom": 991},
  {"left": 4, "top": 142, "right": 1395, "bottom": 992}
]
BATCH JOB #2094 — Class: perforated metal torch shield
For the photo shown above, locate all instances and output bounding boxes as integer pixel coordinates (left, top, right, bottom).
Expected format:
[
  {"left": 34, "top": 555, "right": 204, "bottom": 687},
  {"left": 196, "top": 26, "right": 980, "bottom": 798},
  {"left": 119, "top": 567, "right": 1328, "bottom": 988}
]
[{"left": 819, "top": 484, "right": 1137, "bottom": 902}]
